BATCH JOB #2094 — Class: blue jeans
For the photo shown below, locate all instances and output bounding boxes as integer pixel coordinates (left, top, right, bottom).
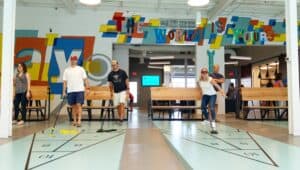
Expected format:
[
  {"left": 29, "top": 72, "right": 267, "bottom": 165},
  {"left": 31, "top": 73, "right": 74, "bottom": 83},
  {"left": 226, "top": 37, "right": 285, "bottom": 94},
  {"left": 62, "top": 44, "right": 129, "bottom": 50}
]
[
  {"left": 14, "top": 92, "right": 28, "bottom": 121},
  {"left": 201, "top": 95, "right": 217, "bottom": 121}
]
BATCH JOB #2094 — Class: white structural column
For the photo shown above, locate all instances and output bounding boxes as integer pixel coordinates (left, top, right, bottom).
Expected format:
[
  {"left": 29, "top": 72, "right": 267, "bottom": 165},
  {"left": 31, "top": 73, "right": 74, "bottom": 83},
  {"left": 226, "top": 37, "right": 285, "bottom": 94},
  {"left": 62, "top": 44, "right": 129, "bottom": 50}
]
[
  {"left": 0, "top": 0, "right": 16, "bottom": 138},
  {"left": 285, "top": 0, "right": 300, "bottom": 136}
]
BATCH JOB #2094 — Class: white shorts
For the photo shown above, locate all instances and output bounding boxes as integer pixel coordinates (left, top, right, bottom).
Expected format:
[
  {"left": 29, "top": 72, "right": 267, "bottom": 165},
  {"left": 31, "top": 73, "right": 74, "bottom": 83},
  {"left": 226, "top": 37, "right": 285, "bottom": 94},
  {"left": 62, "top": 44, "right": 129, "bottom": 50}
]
[{"left": 113, "top": 91, "right": 127, "bottom": 107}]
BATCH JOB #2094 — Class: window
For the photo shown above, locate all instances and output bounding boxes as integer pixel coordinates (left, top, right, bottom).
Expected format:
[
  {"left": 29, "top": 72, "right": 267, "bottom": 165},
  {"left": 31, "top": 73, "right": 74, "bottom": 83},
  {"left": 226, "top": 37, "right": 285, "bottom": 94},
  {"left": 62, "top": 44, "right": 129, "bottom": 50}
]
[{"left": 170, "top": 65, "right": 196, "bottom": 88}]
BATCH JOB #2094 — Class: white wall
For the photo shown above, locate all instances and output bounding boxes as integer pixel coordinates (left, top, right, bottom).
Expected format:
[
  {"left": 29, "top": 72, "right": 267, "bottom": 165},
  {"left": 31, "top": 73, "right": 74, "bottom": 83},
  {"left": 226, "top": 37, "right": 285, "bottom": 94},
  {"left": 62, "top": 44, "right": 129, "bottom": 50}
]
[{"left": 112, "top": 45, "right": 130, "bottom": 74}]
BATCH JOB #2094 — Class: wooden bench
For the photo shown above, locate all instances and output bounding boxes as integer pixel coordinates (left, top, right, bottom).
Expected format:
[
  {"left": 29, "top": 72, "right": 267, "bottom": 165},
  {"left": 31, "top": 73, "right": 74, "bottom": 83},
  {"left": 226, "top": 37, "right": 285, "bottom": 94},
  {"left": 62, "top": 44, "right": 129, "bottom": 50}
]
[
  {"left": 27, "top": 85, "right": 50, "bottom": 121},
  {"left": 150, "top": 87, "right": 202, "bottom": 120},
  {"left": 67, "top": 86, "right": 129, "bottom": 121},
  {"left": 241, "top": 87, "right": 288, "bottom": 120}
]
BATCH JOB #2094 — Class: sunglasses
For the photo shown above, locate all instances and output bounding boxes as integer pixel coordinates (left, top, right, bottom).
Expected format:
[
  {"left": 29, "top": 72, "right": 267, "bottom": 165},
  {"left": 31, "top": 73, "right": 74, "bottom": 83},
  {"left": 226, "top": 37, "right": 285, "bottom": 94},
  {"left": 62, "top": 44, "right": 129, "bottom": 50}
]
[{"left": 201, "top": 71, "right": 208, "bottom": 74}]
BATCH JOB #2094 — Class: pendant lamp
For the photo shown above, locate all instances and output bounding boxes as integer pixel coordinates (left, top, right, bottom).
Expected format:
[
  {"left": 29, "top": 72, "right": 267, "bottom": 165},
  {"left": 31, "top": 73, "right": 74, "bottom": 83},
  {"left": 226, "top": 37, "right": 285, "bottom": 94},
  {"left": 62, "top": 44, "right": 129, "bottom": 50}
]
[
  {"left": 266, "top": 64, "right": 269, "bottom": 78},
  {"left": 258, "top": 66, "right": 261, "bottom": 79},
  {"left": 79, "top": 0, "right": 101, "bottom": 5},
  {"left": 187, "top": 0, "right": 210, "bottom": 7}
]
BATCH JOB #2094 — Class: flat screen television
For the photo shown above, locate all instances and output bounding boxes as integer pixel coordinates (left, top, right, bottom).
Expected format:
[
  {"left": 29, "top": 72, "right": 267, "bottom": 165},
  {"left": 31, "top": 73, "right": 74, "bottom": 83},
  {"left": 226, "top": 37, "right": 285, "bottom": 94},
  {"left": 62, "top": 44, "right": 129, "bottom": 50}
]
[{"left": 141, "top": 75, "right": 160, "bottom": 87}]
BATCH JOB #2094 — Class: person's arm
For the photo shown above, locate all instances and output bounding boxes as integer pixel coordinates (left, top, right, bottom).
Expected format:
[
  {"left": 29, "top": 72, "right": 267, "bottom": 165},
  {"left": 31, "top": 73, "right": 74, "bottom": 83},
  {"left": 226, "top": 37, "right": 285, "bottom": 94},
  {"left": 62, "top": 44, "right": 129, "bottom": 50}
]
[
  {"left": 63, "top": 81, "right": 67, "bottom": 97},
  {"left": 26, "top": 73, "right": 31, "bottom": 99},
  {"left": 280, "top": 80, "right": 284, "bottom": 87},
  {"left": 81, "top": 68, "right": 90, "bottom": 93},
  {"left": 124, "top": 70, "right": 130, "bottom": 94},
  {"left": 62, "top": 70, "right": 67, "bottom": 98},
  {"left": 210, "top": 79, "right": 225, "bottom": 96},
  {"left": 84, "top": 78, "right": 90, "bottom": 93},
  {"left": 125, "top": 78, "right": 130, "bottom": 93},
  {"left": 109, "top": 81, "right": 114, "bottom": 97},
  {"left": 216, "top": 77, "right": 225, "bottom": 84}
]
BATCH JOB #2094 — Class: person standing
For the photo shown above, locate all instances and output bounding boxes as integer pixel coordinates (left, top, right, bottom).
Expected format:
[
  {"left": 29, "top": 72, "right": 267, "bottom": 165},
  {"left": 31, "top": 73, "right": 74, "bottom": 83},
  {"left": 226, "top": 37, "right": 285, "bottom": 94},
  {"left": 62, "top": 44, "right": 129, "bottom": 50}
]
[
  {"left": 198, "top": 67, "right": 225, "bottom": 134},
  {"left": 63, "top": 56, "right": 89, "bottom": 127},
  {"left": 273, "top": 73, "right": 285, "bottom": 118},
  {"left": 128, "top": 92, "right": 134, "bottom": 112},
  {"left": 226, "top": 83, "right": 235, "bottom": 100},
  {"left": 209, "top": 64, "right": 225, "bottom": 115},
  {"left": 273, "top": 73, "right": 284, "bottom": 87},
  {"left": 108, "top": 60, "right": 129, "bottom": 124},
  {"left": 13, "top": 63, "right": 31, "bottom": 125}
]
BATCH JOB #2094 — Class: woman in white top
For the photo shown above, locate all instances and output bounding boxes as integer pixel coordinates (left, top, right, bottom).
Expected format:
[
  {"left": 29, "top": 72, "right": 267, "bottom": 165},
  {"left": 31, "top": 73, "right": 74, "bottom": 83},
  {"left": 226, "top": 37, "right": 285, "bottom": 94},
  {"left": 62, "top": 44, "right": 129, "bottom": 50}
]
[{"left": 198, "top": 67, "right": 224, "bottom": 134}]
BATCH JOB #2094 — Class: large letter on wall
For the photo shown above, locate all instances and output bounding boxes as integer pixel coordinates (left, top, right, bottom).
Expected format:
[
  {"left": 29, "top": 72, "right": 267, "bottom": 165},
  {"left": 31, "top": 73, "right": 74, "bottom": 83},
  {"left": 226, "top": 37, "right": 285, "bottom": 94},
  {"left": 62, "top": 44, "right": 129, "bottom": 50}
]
[
  {"left": 15, "top": 37, "right": 47, "bottom": 85},
  {"left": 48, "top": 38, "right": 84, "bottom": 94}
]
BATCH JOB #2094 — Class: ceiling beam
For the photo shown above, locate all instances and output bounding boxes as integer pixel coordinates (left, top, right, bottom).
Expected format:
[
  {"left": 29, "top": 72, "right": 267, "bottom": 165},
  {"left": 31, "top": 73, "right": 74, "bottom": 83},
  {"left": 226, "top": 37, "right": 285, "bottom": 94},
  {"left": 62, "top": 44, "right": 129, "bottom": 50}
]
[
  {"left": 61, "top": 0, "right": 76, "bottom": 14},
  {"left": 207, "top": 0, "right": 235, "bottom": 21}
]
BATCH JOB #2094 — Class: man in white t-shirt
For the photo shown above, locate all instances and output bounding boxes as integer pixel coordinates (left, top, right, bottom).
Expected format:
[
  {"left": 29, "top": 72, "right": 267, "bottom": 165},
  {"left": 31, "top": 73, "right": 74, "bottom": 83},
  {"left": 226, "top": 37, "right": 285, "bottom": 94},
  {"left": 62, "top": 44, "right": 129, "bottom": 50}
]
[{"left": 63, "top": 56, "right": 89, "bottom": 127}]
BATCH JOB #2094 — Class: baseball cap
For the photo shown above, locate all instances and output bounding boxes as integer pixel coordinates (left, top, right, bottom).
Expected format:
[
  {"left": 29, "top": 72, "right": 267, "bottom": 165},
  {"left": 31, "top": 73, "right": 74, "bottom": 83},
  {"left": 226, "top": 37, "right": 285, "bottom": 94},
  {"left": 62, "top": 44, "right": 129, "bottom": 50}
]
[{"left": 70, "top": 56, "right": 78, "bottom": 61}]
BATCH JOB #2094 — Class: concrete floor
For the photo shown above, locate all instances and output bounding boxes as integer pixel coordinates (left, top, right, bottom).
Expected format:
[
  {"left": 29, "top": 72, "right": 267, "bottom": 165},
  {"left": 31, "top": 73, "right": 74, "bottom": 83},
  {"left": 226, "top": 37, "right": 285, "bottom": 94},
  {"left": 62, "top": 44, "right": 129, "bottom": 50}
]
[{"left": 1, "top": 108, "right": 300, "bottom": 170}]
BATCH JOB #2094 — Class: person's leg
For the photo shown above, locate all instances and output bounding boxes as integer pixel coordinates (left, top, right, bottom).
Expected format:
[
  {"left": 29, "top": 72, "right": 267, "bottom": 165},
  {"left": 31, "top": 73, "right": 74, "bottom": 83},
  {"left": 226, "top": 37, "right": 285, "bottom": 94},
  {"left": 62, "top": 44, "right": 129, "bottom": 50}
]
[
  {"left": 75, "top": 92, "right": 84, "bottom": 126},
  {"left": 71, "top": 105, "right": 77, "bottom": 125},
  {"left": 209, "top": 95, "right": 217, "bottom": 121},
  {"left": 118, "top": 104, "right": 125, "bottom": 121},
  {"left": 20, "top": 92, "right": 27, "bottom": 122},
  {"left": 76, "top": 104, "right": 82, "bottom": 126},
  {"left": 118, "top": 91, "right": 127, "bottom": 121},
  {"left": 201, "top": 95, "right": 210, "bottom": 120},
  {"left": 113, "top": 92, "right": 121, "bottom": 119},
  {"left": 68, "top": 92, "right": 77, "bottom": 125},
  {"left": 209, "top": 95, "right": 218, "bottom": 133},
  {"left": 130, "top": 100, "right": 133, "bottom": 111},
  {"left": 14, "top": 94, "right": 21, "bottom": 121},
  {"left": 120, "top": 91, "right": 127, "bottom": 121}
]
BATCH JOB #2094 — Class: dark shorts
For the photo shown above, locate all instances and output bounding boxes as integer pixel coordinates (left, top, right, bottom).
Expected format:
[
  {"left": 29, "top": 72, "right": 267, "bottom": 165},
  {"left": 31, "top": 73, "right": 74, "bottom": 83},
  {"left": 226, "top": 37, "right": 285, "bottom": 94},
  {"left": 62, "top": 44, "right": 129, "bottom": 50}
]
[{"left": 67, "top": 91, "right": 84, "bottom": 105}]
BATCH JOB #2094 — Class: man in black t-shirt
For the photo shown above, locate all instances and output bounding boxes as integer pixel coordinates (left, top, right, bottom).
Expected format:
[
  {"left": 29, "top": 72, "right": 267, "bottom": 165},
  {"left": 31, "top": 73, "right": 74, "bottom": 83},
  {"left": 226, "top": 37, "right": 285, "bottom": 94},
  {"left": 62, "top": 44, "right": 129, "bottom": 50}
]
[
  {"left": 209, "top": 64, "right": 225, "bottom": 115},
  {"left": 108, "top": 60, "right": 129, "bottom": 123}
]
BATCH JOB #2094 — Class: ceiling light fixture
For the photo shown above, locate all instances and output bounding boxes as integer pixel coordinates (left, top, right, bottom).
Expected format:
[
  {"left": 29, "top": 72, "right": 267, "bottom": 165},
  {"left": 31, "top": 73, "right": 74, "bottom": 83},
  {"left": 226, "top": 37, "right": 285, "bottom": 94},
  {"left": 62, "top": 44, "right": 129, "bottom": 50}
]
[
  {"left": 148, "top": 65, "right": 164, "bottom": 69},
  {"left": 230, "top": 56, "right": 252, "bottom": 61},
  {"left": 149, "top": 56, "right": 175, "bottom": 60},
  {"left": 270, "top": 62, "right": 279, "bottom": 66},
  {"left": 79, "top": 0, "right": 101, "bottom": 6},
  {"left": 225, "top": 61, "right": 239, "bottom": 65},
  {"left": 149, "top": 61, "right": 171, "bottom": 65},
  {"left": 187, "top": 0, "right": 210, "bottom": 7}
]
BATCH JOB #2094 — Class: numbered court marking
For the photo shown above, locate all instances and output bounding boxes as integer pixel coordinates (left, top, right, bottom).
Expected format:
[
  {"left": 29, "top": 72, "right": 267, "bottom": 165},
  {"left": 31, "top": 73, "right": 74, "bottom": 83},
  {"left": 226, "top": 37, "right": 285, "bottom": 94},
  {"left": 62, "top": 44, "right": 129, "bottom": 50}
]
[
  {"left": 25, "top": 128, "right": 126, "bottom": 170},
  {"left": 154, "top": 121, "right": 279, "bottom": 168}
]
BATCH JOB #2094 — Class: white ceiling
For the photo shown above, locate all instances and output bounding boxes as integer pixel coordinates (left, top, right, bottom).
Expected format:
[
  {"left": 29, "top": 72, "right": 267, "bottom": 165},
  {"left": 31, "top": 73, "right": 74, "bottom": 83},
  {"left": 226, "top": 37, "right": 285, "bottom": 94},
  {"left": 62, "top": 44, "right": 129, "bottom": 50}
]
[{"left": 1, "top": 0, "right": 299, "bottom": 20}]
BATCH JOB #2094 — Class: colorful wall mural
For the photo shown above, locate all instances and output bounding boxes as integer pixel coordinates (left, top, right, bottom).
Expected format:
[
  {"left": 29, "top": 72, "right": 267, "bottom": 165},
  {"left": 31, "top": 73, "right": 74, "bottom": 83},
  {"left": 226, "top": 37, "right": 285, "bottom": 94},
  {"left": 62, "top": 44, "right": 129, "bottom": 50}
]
[
  {"left": 0, "top": 11, "right": 297, "bottom": 95},
  {"left": 100, "top": 12, "right": 289, "bottom": 48},
  {"left": 1, "top": 31, "right": 111, "bottom": 95}
]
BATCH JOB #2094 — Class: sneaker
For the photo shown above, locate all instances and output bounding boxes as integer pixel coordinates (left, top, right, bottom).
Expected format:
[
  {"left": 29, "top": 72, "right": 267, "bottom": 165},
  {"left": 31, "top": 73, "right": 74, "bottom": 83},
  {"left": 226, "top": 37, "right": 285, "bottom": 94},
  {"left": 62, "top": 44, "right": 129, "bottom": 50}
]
[
  {"left": 201, "top": 120, "right": 210, "bottom": 126},
  {"left": 17, "top": 120, "right": 24, "bottom": 125},
  {"left": 210, "top": 129, "right": 218, "bottom": 134},
  {"left": 210, "top": 121, "right": 218, "bottom": 134},
  {"left": 211, "top": 120, "right": 217, "bottom": 127}
]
